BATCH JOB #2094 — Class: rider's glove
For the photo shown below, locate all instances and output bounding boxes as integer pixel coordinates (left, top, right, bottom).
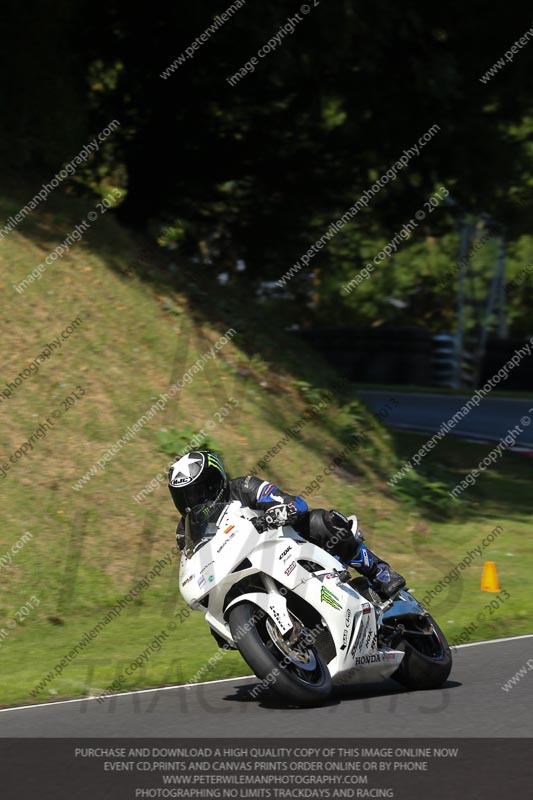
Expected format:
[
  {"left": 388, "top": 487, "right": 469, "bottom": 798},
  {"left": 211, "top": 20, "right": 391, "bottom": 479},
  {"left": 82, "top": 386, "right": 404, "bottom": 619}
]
[{"left": 255, "top": 503, "right": 299, "bottom": 532}]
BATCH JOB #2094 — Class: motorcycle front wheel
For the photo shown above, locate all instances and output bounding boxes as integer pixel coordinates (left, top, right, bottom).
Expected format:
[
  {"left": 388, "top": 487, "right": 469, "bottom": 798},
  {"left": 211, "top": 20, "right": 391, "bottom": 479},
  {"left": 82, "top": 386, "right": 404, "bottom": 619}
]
[{"left": 228, "top": 601, "right": 332, "bottom": 706}]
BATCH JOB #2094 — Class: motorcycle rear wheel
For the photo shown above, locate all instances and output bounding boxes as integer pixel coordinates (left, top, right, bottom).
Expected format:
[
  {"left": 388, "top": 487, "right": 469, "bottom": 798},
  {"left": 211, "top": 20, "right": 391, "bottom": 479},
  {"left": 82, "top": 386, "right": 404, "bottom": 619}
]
[{"left": 228, "top": 601, "right": 332, "bottom": 706}]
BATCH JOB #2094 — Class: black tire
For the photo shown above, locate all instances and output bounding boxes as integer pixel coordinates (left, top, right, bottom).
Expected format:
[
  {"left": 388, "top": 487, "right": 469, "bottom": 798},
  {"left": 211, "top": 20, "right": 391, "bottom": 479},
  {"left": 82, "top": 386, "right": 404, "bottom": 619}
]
[
  {"left": 391, "top": 614, "right": 452, "bottom": 690},
  {"left": 228, "top": 601, "right": 332, "bottom": 706}
]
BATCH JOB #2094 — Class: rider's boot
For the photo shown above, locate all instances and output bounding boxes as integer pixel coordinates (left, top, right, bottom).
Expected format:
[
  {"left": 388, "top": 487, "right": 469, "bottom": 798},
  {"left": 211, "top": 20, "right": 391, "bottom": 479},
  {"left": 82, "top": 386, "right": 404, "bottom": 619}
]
[
  {"left": 349, "top": 540, "right": 406, "bottom": 600},
  {"left": 322, "top": 511, "right": 406, "bottom": 600}
]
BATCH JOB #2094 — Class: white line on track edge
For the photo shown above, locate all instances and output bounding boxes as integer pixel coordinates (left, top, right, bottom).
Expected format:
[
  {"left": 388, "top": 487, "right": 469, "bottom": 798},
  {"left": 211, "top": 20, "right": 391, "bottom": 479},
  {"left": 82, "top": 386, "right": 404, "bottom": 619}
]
[
  {"left": 452, "top": 633, "right": 533, "bottom": 649},
  {"left": 0, "top": 675, "right": 254, "bottom": 714},
  {"left": 1, "top": 634, "right": 532, "bottom": 714}
]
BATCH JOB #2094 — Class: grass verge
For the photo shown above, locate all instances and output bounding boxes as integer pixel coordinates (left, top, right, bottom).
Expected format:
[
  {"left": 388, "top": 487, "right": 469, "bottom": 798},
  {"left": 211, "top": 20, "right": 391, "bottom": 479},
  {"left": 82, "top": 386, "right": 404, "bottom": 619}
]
[{"left": 0, "top": 187, "right": 531, "bottom": 707}]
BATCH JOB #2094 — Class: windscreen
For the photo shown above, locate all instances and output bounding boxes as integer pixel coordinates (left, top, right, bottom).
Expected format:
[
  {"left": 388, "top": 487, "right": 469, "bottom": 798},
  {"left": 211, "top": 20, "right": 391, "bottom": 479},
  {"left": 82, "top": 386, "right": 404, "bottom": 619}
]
[{"left": 184, "top": 502, "right": 229, "bottom": 556}]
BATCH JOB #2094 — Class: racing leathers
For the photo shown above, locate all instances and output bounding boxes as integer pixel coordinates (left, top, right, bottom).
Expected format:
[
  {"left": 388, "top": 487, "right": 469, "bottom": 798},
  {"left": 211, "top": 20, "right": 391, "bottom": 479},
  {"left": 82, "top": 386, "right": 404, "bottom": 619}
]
[{"left": 175, "top": 475, "right": 405, "bottom": 599}]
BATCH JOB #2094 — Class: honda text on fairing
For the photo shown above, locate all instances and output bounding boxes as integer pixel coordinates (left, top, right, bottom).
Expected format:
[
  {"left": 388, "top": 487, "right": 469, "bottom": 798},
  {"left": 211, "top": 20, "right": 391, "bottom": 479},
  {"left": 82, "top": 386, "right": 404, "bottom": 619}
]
[{"left": 179, "top": 501, "right": 452, "bottom": 705}]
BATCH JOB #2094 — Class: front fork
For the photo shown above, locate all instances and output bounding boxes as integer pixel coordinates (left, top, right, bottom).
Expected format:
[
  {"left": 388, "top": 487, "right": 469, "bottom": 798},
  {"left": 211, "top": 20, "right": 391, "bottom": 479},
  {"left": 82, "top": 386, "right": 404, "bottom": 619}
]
[
  {"left": 260, "top": 574, "right": 298, "bottom": 641},
  {"left": 261, "top": 574, "right": 323, "bottom": 648}
]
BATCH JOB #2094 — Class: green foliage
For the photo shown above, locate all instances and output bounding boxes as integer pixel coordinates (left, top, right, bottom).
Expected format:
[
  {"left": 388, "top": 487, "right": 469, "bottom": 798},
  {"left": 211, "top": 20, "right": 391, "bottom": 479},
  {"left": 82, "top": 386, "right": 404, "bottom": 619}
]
[
  {"left": 154, "top": 426, "right": 221, "bottom": 458},
  {"left": 340, "top": 400, "right": 368, "bottom": 428},
  {"left": 294, "top": 380, "right": 328, "bottom": 405},
  {"left": 391, "top": 470, "right": 460, "bottom": 519},
  {"left": 161, "top": 297, "right": 183, "bottom": 317},
  {"left": 3, "top": 3, "right": 533, "bottom": 333}
]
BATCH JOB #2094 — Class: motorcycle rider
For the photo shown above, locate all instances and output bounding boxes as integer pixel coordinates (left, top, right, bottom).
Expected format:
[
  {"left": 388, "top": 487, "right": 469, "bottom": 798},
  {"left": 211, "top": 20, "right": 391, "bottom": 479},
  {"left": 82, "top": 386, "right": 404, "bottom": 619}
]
[{"left": 168, "top": 450, "right": 406, "bottom": 599}]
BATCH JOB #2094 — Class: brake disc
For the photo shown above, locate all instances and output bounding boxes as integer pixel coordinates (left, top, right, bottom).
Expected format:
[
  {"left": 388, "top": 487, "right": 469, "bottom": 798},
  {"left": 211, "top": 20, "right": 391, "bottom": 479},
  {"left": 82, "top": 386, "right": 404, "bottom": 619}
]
[{"left": 265, "top": 618, "right": 317, "bottom": 671}]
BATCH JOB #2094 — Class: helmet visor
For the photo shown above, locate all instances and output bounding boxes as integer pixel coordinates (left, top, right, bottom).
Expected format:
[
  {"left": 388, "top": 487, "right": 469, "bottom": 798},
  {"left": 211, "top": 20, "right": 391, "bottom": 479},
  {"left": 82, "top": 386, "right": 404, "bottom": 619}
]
[{"left": 181, "top": 474, "right": 226, "bottom": 513}]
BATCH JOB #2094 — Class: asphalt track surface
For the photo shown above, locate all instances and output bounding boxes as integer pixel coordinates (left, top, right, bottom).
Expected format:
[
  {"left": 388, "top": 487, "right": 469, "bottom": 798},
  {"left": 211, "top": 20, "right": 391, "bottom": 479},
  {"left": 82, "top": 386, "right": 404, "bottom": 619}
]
[
  {"left": 1, "top": 635, "right": 531, "bottom": 737},
  {"left": 358, "top": 390, "right": 533, "bottom": 449}
]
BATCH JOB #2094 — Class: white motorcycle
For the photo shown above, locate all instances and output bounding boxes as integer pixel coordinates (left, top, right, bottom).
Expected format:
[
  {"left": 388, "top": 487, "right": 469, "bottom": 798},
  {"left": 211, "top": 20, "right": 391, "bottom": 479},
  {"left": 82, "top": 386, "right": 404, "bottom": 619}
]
[{"left": 179, "top": 501, "right": 452, "bottom": 705}]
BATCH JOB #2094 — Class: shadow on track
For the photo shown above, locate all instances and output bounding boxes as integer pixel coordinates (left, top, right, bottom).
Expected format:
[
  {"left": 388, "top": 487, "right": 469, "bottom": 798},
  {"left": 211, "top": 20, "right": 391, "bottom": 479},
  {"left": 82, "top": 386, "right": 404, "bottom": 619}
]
[{"left": 222, "top": 677, "right": 461, "bottom": 711}]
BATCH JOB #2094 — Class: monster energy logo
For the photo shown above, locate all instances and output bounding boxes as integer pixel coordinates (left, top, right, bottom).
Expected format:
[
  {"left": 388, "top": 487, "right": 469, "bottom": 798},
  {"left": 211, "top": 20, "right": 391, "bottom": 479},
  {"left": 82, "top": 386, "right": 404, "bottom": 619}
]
[
  {"left": 207, "top": 453, "right": 225, "bottom": 475},
  {"left": 321, "top": 586, "right": 342, "bottom": 610}
]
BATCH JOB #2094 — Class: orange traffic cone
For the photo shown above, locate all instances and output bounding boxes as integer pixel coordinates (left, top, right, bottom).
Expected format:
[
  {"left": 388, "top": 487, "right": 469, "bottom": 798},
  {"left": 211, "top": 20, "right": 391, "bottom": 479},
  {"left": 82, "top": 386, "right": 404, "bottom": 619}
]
[{"left": 481, "top": 561, "right": 500, "bottom": 592}]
